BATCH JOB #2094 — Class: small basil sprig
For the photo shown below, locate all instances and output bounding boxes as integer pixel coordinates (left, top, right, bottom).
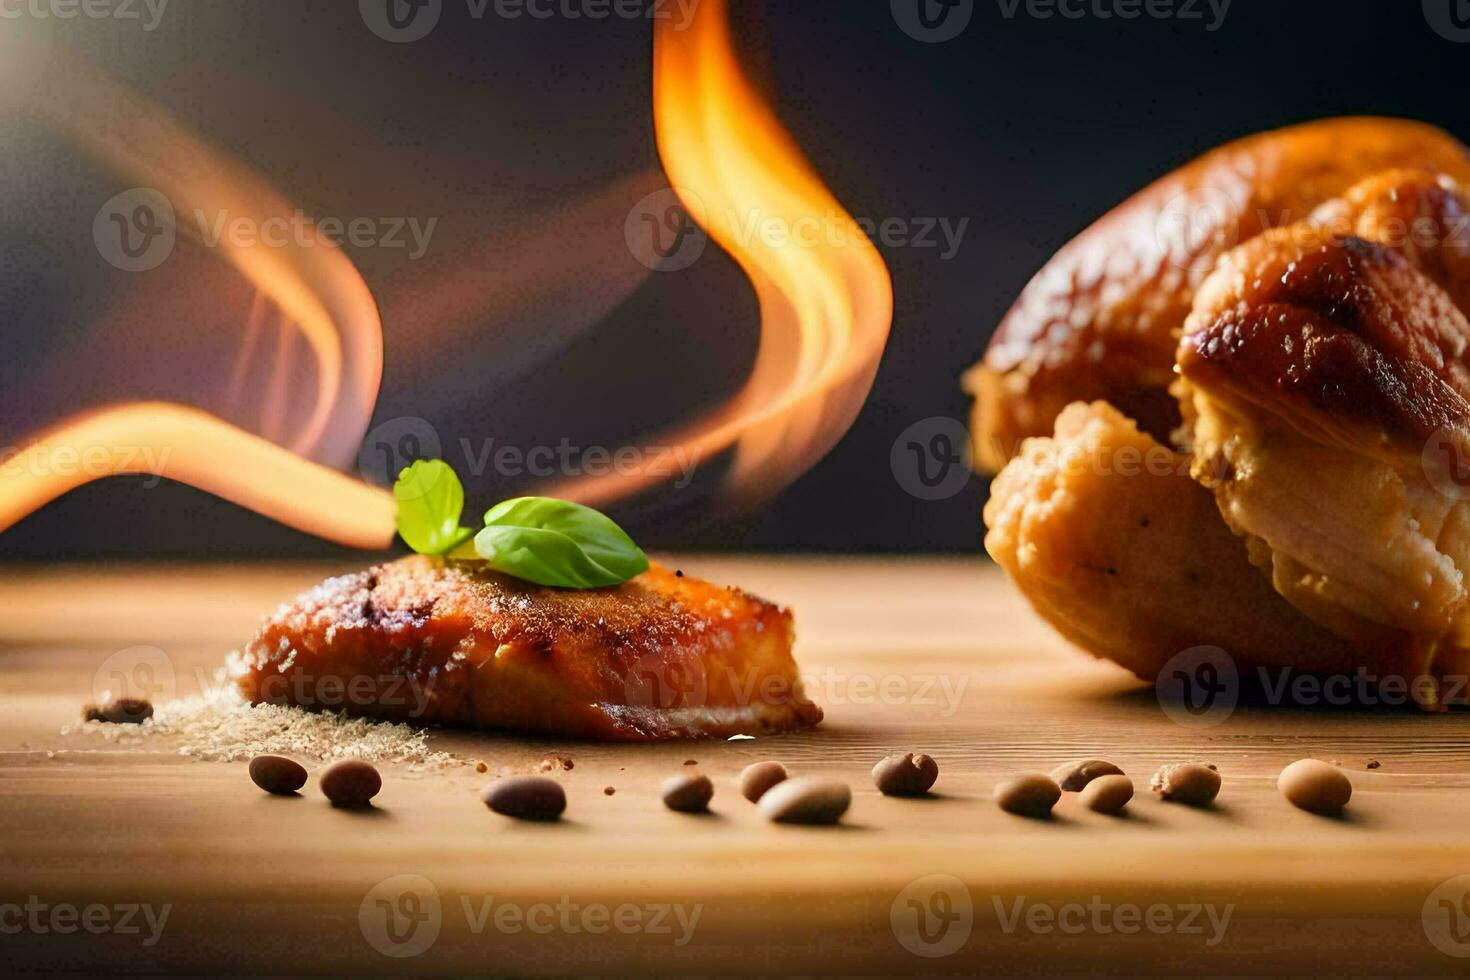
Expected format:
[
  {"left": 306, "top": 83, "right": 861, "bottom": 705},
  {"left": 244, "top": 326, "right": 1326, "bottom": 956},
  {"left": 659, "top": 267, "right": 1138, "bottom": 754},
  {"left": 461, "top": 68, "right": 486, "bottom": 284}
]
[
  {"left": 392, "top": 460, "right": 649, "bottom": 589},
  {"left": 393, "top": 460, "right": 477, "bottom": 556}
]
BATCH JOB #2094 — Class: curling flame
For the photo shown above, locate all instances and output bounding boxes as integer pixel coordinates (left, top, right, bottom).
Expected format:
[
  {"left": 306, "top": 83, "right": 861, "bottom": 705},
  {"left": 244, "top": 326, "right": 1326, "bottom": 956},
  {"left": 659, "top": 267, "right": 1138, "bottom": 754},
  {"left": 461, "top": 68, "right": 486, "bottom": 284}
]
[
  {"left": 0, "top": 404, "right": 396, "bottom": 550},
  {"left": 554, "top": 0, "right": 893, "bottom": 506},
  {"left": 0, "top": 38, "right": 393, "bottom": 548}
]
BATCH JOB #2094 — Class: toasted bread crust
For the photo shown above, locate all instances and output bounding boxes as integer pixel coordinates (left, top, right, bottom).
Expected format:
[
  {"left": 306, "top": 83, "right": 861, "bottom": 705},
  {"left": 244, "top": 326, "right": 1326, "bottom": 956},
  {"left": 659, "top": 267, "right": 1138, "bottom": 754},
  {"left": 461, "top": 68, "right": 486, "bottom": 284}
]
[{"left": 967, "top": 118, "right": 1470, "bottom": 470}]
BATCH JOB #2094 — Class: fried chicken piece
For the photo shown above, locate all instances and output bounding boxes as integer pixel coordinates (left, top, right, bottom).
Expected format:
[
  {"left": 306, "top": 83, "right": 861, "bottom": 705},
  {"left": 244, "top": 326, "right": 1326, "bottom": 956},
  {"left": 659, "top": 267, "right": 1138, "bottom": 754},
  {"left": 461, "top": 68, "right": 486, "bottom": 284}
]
[
  {"left": 983, "top": 401, "right": 1376, "bottom": 682},
  {"left": 966, "top": 118, "right": 1470, "bottom": 471},
  {"left": 235, "top": 556, "right": 822, "bottom": 740},
  {"left": 1178, "top": 188, "right": 1470, "bottom": 691}
]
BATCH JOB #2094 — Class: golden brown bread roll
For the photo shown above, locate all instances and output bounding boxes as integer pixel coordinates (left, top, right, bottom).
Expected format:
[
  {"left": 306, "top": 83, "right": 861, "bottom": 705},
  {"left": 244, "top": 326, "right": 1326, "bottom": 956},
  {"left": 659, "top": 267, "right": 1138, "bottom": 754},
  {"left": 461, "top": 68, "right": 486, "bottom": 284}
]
[
  {"left": 967, "top": 118, "right": 1470, "bottom": 472},
  {"left": 980, "top": 126, "right": 1470, "bottom": 702},
  {"left": 1177, "top": 174, "right": 1470, "bottom": 691}
]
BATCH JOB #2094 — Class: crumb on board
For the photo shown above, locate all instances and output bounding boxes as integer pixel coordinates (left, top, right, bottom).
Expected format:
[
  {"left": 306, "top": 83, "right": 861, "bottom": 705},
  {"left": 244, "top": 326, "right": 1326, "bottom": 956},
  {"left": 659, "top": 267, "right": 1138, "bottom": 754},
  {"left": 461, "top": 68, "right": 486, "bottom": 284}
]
[
  {"left": 59, "top": 680, "right": 458, "bottom": 769},
  {"left": 1367, "top": 759, "right": 1381, "bottom": 769},
  {"left": 603, "top": 786, "right": 615, "bottom": 795}
]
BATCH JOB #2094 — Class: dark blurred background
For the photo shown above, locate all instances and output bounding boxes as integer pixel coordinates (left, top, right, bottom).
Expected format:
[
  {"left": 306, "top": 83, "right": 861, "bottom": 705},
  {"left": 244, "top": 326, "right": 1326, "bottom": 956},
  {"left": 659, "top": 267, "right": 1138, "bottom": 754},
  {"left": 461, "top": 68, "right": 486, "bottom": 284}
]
[{"left": 0, "top": 0, "right": 1464, "bottom": 559}]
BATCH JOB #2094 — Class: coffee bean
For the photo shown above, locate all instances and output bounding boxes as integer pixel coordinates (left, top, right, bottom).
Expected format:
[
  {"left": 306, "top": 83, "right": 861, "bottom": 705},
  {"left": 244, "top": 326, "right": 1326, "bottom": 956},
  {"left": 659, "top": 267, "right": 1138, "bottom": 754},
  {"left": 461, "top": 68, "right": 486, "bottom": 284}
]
[
  {"left": 872, "top": 753, "right": 939, "bottom": 797},
  {"left": 739, "top": 761, "right": 789, "bottom": 803},
  {"left": 758, "top": 777, "right": 851, "bottom": 825},
  {"left": 994, "top": 774, "right": 1061, "bottom": 818},
  {"left": 481, "top": 776, "right": 566, "bottom": 821},
  {"left": 662, "top": 772, "right": 714, "bottom": 813},
  {"left": 1049, "top": 759, "right": 1124, "bottom": 792},
  {"left": 248, "top": 755, "right": 307, "bottom": 795},
  {"left": 1277, "top": 759, "right": 1351, "bottom": 815},
  {"left": 320, "top": 760, "right": 381, "bottom": 808},
  {"left": 83, "top": 698, "right": 153, "bottom": 724},
  {"left": 1150, "top": 763, "right": 1220, "bottom": 807},
  {"left": 1077, "top": 773, "right": 1133, "bottom": 814}
]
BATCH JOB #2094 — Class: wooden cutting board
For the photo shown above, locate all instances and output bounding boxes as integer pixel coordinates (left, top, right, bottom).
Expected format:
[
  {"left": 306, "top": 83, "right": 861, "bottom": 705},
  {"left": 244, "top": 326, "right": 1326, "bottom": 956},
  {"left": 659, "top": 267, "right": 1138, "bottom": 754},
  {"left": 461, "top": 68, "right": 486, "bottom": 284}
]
[{"left": 4, "top": 557, "right": 1470, "bottom": 975}]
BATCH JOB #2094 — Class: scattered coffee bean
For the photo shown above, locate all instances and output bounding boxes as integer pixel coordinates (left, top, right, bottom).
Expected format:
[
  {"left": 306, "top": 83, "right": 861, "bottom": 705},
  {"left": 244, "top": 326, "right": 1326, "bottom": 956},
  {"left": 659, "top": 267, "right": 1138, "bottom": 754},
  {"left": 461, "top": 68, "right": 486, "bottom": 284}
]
[
  {"left": 1278, "top": 759, "right": 1352, "bottom": 815},
  {"left": 872, "top": 753, "right": 939, "bottom": 797},
  {"left": 481, "top": 776, "right": 566, "bottom": 821},
  {"left": 603, "top": 786, "right": 616, "bottom": 796},
  {"left": 320, "top": 760, "right": 381, "bottom": 808},
  {"left": 1150, "top": 763, "right": 1220, "bottom": 807},
  {"left": 994, "top": 774, "right": 1062, "bottom": 818},
  {"left": 758, "top": 777, "right": 851, "bottom": 825},
  {"left": 1366, "top": 759, "right": 1381, "bottom": 770},
  {"left": 248, "top": 755, "right": 307, "bottom": 795},
  {"left": 739, "top": 761, "right": 789, "bottom": 803},
  {"left": 83, "top": 698, "right": 153, "bottom": 724},
  {"left": 1078, "top": 773, "right": 1133, "bottom": 814},
  {"left": 662, "top": 772, "right": 714, "bottom": 813},
  {"left": 475, "top": 761, "right": 488, "bottom": 773},
  {"left": 1049, "top": 759, "right": 1124, "bottom": 792}
]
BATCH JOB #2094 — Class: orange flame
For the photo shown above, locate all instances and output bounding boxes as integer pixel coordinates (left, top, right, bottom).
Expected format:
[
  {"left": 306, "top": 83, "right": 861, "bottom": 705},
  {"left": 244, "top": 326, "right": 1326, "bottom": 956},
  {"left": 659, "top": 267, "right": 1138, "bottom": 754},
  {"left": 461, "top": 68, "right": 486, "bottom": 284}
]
[
  {"left": 0, "top": 37, "right": 394, "bottom": 548},
  {"left": 551, "top": 0, "right": 893, "bottom": 507},
  {"left": 0, "top": 404, "right": 395, "bottom": 550}
]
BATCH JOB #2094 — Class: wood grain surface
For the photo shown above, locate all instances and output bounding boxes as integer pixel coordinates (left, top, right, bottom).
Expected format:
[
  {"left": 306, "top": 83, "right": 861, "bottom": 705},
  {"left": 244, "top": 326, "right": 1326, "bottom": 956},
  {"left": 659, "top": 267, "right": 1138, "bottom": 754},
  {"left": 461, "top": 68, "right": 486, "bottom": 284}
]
[{"left": 5, "top": 557, "right": 1470, "bottom": 975}]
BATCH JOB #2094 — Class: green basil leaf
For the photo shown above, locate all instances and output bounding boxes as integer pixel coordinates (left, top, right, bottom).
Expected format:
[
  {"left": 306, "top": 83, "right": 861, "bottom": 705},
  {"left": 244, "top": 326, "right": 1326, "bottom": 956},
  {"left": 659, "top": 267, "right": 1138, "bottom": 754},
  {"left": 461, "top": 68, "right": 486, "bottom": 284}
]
[
  {"left": 474, "top": 496, "right": 649, "bottom": 588},
  {"left": 393, "top": 459, "right": 476, "bottom": 556}
]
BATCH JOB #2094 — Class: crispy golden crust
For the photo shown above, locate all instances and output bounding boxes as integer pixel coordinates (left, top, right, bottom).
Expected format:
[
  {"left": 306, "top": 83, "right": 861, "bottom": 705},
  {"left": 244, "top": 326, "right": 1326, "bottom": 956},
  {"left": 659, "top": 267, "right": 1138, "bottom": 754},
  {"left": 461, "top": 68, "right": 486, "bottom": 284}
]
[
  {"left": 1176, "top": 172, "right": 1470, "bottom": 676},
  {"left": 1180, "top": 233, "right": 1470, "bottom": 461},
  {"left": 983, "top": 402, "right": 1385, "bottom": 682},
  {"left": 236, "top": 556, "right": 822, "bottom": 740},
  {"left": 966, "top": 118, "right": 1470, "bottom": 471}
]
